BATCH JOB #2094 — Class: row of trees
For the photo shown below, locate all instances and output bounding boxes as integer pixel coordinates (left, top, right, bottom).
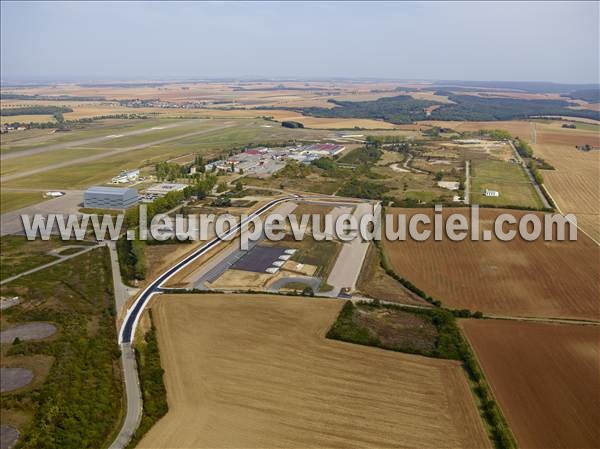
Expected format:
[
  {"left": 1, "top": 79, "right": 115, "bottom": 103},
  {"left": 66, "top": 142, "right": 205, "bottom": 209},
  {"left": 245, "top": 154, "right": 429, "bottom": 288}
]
[
  {"left": 514, "top": 137, "right": 534, "bottom": 158},
  {"left": 2, "top": 113, "right": 152, "bottom": 130},
  {"left": 0, "top": 105, "right": 73, "bottom": 116},
  {"left": 129, "top": 311, "right": 168, "bottom": 446}
]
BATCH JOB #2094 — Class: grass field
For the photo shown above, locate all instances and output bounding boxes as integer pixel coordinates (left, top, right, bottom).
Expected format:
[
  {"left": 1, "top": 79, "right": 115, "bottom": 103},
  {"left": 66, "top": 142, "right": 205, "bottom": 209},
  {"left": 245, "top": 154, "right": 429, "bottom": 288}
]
[
  {"left": 0, "top": 236, "right": 58, "bottom": 280},
  {"left": 382, "top": 208, "right": 600, "bottom": 320},
  {"left": 470, "top": 159, "right": 543, "bottom": 209},
  {"left": 138, "top": 294, "right": 490, "bottom": 449},
  {"left": 0, "top": 190, "right": 47, "bottom": 213},
  {"left": 0, "top": 235, "right": 93, "bottom": 281},
  {"left": 1, "top": 147, "right": 115, "bottom": 177},
  {"left": 0, "top": 118, "right": 176, "bottom": 154},
  {"left": 462, "top": 320, "right": 600, "bottom": 449}
]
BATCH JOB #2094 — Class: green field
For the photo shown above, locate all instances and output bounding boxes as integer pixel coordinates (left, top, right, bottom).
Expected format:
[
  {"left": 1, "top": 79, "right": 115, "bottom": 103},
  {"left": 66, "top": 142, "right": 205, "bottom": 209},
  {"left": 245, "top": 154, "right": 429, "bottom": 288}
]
[
  {"left": 0, "top": 118, "right": 172, "bottom": 153},
  {"left": 370, "top": 165, "right": 453, "bottom": 203},
  {"left": 1, "top": 118, "right": 333, "bottom": 190},
  {"left": 470, "top": 159, "right": 543, "bottom": 209},
  {"left": 1, "top": 147, "right": 114, "bottom": 177},
  {"left": 0, "top": 190, "right": 47, "bottom": 213},
  {"left": 0, "top": 235, "right": 95, "bottom": 280}
]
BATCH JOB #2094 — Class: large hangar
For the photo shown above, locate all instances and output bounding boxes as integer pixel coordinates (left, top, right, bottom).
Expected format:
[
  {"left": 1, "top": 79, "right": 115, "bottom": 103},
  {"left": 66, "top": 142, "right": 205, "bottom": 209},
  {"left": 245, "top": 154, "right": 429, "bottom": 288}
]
[{"left": 84, "top": 186, "right": 139, "bottom": 210}]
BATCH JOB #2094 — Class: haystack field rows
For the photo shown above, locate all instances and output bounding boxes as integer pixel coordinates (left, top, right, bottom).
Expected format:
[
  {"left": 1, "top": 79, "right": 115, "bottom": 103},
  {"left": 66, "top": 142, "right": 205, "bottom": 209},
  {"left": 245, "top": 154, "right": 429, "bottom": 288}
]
[
  {"left": 138, "top": 294, "right": 491, "bottom": 449},
  {"left": 462, "top": 320, "right": 600, "bottom": 449},
  {"left": 383, "top": 208, "right": 600, "bottom": 320}
]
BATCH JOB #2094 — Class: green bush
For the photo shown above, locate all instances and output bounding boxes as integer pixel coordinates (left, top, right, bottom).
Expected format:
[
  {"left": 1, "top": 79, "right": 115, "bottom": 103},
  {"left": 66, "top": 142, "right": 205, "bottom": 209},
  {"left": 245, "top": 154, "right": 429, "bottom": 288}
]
[{"left": 281, "top": 120, "right": 304, "bottom": 128}]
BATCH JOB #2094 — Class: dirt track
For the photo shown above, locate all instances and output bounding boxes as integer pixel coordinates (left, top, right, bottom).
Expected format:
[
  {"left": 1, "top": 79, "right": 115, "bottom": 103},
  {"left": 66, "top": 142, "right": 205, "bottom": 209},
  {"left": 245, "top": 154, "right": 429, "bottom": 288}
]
[
  {"left": 462, "top": 320, "right": 600, "bottom": 449},
  {"left": 138, "top": 294, "right": 490, "bottom": 449}
]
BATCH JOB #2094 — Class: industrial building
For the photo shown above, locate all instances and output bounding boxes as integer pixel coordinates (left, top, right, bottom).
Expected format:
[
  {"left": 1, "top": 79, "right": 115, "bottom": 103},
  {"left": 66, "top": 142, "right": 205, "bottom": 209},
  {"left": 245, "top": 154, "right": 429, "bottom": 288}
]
[
  {"left": 145, "top": 183, "right": 187, "bottom": 196},
  {"left": 84, "top": 186, "right": 139, "bottom": 209}
]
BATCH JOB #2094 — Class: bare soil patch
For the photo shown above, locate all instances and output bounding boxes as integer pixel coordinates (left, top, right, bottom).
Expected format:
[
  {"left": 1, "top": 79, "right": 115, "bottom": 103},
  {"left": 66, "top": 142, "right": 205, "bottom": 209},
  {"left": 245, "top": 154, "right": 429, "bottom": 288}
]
[
  {"left": 0, "top": 322, "right": 57, "bottom": 343},
  {"left": 0, "top": 368, "right": 33, "bottom": 393},
  {"left": 462, "top": 320, "right": 600, "bottom": 449},
  {"left": 0, "top": 425, "right": 19, "bottom": 449}
]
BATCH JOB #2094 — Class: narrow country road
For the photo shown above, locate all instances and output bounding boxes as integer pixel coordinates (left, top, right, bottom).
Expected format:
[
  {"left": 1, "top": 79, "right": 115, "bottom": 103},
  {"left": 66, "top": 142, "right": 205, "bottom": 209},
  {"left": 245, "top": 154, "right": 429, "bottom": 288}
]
[{"left": 110, "top": 195, "right": 299, "bottom": 448}]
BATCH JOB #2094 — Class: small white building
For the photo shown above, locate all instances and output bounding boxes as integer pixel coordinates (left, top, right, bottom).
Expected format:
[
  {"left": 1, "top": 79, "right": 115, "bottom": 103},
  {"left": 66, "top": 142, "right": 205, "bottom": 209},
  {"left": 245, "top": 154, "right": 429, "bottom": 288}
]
[
  {"left": 485, "top": 189, "right": 500, "bottom": 197},
  {"left": 112, "top": 169, "right": 140, "bottom": 184},
  {"left": 44, "top": 191, "right": 65, "bottom": 198}
]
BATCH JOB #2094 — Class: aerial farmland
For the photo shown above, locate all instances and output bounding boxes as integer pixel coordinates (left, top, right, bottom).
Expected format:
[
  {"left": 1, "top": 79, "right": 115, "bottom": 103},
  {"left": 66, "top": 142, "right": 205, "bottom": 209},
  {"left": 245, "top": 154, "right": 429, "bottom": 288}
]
[{"left": 1, "top": 2, "right": 599, "bottom": 449}]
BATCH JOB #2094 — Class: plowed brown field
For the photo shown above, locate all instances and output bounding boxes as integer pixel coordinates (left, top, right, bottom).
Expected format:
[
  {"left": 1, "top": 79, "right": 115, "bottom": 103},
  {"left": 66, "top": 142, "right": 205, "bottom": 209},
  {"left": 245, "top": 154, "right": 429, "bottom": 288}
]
[
  {"left": 138, "top": 294, "right": 491, "bottom": 449},
  {"left": 462, "top": 320, "right": 600, "bottom": 449},
  {"left": 532, "top": 124, "right": 600, "bottom": 243},
  {"left": 383, "top": 208, "right": 600, "bottom": 320}
]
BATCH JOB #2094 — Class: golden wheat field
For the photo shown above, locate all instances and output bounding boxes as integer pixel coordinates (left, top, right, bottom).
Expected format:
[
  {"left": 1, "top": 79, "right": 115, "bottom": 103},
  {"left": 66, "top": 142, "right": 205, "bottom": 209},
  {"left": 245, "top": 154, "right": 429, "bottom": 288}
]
[
  {"left": 531, "top": 123, "right": 600, "bottom": 242},
  {"left": 137, "top": 294, "right": 491, "bottom": 449}
]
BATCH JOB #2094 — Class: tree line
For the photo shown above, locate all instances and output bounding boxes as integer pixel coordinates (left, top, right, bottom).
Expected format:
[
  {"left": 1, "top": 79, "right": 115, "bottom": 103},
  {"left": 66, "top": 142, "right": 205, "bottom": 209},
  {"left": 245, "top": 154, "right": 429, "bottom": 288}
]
[{"left": 1, "top": 105, "right": 73, "bottom": 116}]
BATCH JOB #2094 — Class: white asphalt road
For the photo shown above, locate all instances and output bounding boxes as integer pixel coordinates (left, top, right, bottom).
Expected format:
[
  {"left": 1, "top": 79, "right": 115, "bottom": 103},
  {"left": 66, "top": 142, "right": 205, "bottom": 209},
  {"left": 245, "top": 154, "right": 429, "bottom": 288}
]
[{"left": 326, "top": 202, "right": 380, "bottom": 295}]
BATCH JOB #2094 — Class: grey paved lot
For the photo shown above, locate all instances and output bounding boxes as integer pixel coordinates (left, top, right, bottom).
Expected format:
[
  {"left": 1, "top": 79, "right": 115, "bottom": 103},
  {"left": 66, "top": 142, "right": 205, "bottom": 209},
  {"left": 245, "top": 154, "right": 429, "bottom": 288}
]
[
  {"left": 0, "top": 322, "right": 57, "bottom": 343},
  {"left": 0, "top": 368, "right": 33, "bottom": 393},
  {"left": 0, "top": 426, "right": 19, "bottom": 449},
  {"left": 0, "top": 189, "right": 84, "bottom": 236},
  {"left": 326, "top": 202, "right": 379, "bottom": 294},
  {"left": 231, "top": 245, "right": 289, "bottom": 273}
]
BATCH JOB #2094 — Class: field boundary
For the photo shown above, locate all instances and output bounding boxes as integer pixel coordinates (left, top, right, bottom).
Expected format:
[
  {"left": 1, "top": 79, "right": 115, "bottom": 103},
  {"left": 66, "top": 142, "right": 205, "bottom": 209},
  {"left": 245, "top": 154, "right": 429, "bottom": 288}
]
[{"left": 326, "top": 301, "right": 518, "bottom": 449}]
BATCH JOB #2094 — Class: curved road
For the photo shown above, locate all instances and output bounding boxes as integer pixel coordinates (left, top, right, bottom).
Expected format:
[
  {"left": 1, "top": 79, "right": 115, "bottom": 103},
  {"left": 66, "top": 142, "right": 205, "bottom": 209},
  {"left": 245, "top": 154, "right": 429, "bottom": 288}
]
[{"left": 110, "top": 195, "right": 298, "bottom": 448}]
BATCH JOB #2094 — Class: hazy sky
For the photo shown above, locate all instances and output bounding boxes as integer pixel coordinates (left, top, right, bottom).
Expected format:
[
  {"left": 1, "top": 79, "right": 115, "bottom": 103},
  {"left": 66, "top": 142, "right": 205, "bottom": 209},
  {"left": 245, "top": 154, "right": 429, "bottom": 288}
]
[{"left": 2, "top": 1, "right": 598, "bottom": 84}]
